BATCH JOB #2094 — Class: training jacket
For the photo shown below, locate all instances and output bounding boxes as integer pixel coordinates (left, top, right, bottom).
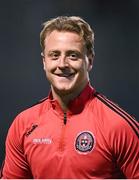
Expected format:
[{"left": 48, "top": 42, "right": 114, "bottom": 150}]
[{"left": 1, "top": 83, "right": 139, "bottom": 178}]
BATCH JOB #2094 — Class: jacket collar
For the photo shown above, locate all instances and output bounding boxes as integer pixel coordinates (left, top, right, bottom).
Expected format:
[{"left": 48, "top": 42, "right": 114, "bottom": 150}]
[{"left": 48, "top": 83, "right": 95, "bottom": 115}]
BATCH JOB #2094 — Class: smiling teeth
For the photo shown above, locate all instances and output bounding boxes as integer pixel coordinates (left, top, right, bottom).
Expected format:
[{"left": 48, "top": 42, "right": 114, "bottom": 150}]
[{"left": 58, "top": 74, "right": 73, "bottom": 77}]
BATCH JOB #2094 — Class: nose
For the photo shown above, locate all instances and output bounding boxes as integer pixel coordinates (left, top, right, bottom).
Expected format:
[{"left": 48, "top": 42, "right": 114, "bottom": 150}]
[{"left": 58, "top": 55, "right": 69, "bottom": 69}]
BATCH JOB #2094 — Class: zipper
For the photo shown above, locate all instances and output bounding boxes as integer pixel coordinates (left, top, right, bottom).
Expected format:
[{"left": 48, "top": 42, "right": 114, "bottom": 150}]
[
  {"left": 64, "top": 112, "right": 67, "bottom": 125},
  {"left": 59, "top": 112, "right": 67, "bottom": 151}
]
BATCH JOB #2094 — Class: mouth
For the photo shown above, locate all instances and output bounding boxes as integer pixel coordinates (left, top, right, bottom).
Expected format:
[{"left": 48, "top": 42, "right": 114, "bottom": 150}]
[{"left": 55, "top": 73, "right": 75, "bottom": 78}]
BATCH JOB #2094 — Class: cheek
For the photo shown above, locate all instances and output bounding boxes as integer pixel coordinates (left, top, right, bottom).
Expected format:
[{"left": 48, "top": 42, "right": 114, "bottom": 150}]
[
  {"left": 70, "top": 60, "right": 84, "bottom": 70},
  {"left": 44, "top": 60, "right": 56, "bottom": 72},
  {"left": 75, "top": 61, "right": 88, "bottom": 72}
]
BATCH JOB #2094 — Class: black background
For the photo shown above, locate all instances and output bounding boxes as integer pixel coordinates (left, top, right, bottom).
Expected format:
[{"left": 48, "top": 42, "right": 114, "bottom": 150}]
[{"left": 0, "top": 0, "right": 139, "bottom": 166}]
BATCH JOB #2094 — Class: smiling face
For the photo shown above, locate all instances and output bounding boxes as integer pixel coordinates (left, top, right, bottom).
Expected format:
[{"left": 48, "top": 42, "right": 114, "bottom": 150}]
[{"left": 42, "top": 30, "right": 93, "bottom": 98}]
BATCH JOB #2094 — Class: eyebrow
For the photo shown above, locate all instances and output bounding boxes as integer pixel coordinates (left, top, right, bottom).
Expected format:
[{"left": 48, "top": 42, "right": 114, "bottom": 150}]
[{"left": 47, "top": 50, "right": 60, "bottom": 55}]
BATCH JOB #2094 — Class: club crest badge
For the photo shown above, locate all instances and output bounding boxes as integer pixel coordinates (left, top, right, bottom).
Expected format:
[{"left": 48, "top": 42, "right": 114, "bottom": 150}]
[{"left": 75, "top": 131, "right": 95, "bottom": 154}]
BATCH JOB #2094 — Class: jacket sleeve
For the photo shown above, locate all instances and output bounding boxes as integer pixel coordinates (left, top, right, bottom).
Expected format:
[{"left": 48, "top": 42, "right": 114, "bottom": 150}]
[
  {"left": 110, "top": 115, "right": 139, "bottom": 178},
  {"left": 1, "top": 115, "right": 33, "bottom": 178}
]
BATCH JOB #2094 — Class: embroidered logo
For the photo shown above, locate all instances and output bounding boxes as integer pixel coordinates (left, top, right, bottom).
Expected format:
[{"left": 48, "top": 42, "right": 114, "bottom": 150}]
[
  {"left": 75, "top": 131, "right": 95, "bottom": 154},
  {"left": 25, "top": 124, "right": 38, "bottom": 136}
]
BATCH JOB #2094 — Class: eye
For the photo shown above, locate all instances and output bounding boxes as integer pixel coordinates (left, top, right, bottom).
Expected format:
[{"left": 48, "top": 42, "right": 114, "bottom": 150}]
[
  {"left": 48, "top": 51, "right": 60, "bottom": 60},
  {"left": 68, "top": 52, "right": 79, "bottom": 60}
]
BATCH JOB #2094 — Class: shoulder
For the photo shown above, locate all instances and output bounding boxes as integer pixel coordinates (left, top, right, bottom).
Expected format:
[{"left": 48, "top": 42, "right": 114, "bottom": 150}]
[
  {"left": 18, "top": 97, "right": 50, "bottom": 121},
  {"left": 92, "top": 92, "right": 139, "bottom": 138},
  {"left": 20, "top": 97, "right": 49, "bottom": 117},
  {"left": 91, "top": 93, "right": 139, "bottom": 178},
  {"left": 7, "top": 97, "right": 51, "bottom": 139}
]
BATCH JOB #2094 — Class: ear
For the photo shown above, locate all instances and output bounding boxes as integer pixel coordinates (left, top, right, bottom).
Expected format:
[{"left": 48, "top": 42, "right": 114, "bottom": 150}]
[
  {"left": 87, "top": 54, "right": 94, "bottom": 72},
  {"left": 41, "top": 52, "right": 46, "bottom": 71}
]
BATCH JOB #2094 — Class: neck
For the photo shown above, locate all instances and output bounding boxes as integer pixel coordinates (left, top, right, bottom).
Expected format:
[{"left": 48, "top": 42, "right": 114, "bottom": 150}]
[
  {"left": 52, "top": 94, "right": 71, "bottom": 112},
  {"left": 51, "top": 84, "right": 88, "bottom": 112}
]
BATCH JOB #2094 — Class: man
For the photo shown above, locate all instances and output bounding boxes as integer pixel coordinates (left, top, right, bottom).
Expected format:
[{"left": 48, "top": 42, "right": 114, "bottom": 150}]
[{"left": 1, "top": 16, "right": 139, "bottom": 178}]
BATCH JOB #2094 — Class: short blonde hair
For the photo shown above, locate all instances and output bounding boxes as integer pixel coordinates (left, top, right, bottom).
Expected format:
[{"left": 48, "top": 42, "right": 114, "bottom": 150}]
[{"left": 40, "top": 16, "right": 95, "bottom": 56}]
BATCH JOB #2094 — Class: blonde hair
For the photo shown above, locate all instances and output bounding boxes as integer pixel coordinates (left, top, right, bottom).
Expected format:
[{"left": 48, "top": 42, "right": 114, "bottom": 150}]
[{"left": 40, "top": 16, "right": 95, "bottom": 56}]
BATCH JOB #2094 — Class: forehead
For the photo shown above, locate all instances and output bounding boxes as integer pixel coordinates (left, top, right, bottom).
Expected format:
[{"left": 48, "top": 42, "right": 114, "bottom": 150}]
[{"left": 44, "top": 30, "right": 85, "bottom": 51}]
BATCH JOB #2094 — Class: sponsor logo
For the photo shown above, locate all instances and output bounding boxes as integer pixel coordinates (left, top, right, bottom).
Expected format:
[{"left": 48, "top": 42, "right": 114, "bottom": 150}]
[
  {"left": 75, "top": 131, "right": 95, "bottom": 154},
  {"left": 33, "top": 138, "right": 52, "bottom": 144}
]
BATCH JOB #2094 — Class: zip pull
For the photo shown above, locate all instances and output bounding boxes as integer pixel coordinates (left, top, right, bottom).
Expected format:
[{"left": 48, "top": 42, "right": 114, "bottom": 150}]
[{"left": 64, "top": 112, "right": 67, "bottom": 125}]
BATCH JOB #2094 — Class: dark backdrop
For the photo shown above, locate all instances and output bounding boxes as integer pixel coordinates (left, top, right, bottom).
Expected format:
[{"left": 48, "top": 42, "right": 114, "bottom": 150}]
[{"left": 0, "top": 0, "right": 139, "bottom": 166}]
